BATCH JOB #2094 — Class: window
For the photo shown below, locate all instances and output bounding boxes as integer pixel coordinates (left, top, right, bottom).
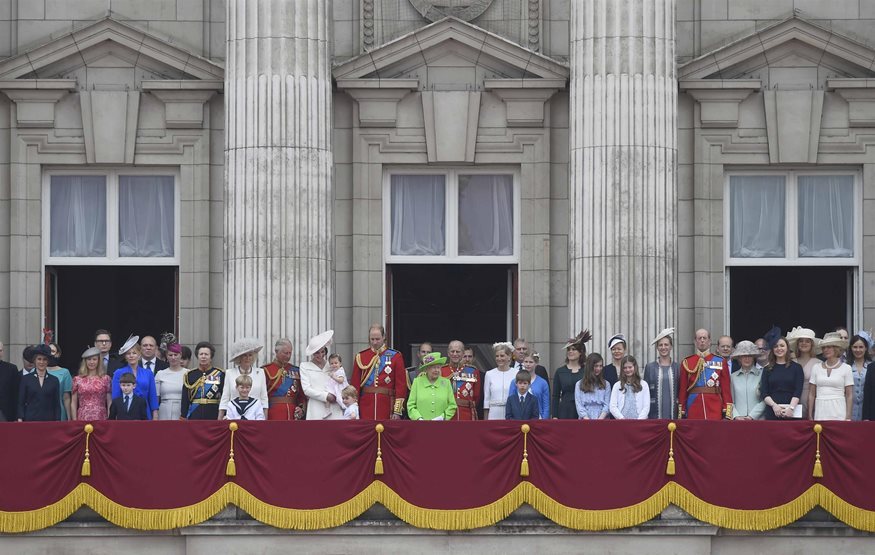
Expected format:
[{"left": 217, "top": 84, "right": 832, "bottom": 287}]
[
  {"left": 385, "top": 169, "right": 518, "bottom": 263},
  {"left": 726, "top": 171, "right": 859, "bottom": 265},
  {"left": 44, "top": 169, "right": 179, "bottom": 265}
]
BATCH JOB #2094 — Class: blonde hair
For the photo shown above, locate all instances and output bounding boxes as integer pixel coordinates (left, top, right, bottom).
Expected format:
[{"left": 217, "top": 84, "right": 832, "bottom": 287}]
[
  {"left": 78, "top": 355, "right": 106, "bottom": 377},
  {"left": 492, "top": 341, "right": 514, "bottom": 356},
  {"left": 341, "top": 386, "right": 357, "bottom": 400},
  {"left": 235, "top": 374, "right": 253, "bottom": 388}
]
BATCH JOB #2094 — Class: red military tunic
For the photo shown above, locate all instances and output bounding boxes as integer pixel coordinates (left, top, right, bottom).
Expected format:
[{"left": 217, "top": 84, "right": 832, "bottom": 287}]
[
  {"left": 440, "top": 364, "right": 480, "bottom": 421},
  {"left": 678, "top": 352, "right": 733, "bottom": 420},
  {"left": 263, "top": 362, "right": 307, "bottom": 420},
  {"left": 351, "top": 346, "right": 408, "bottom": 420}
]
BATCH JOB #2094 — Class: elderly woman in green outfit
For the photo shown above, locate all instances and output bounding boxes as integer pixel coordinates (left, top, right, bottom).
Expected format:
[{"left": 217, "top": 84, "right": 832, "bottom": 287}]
[{"left": 407, "top": 352, "right": 457, "bottom": 421}]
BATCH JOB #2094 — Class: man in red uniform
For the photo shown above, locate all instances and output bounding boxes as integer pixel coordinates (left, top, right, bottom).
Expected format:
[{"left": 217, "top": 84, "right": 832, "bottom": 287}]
[
  {"left": 440, "top": 340, "right": 480, "bottom": 420},
  {"left": 262, "top": 338, "right": 306, "bottom": 420},
  {"left": 678, "top": 328, "right": 733, "bottom": 419},
  {"left": 351, "top": 323, "right": 407, "bottom": 420}
]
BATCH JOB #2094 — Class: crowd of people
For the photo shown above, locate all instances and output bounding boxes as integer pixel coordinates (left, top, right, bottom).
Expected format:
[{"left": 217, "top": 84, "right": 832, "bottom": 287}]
[{"left": 1, "top": 322, "right": 874, "bottom": 423}]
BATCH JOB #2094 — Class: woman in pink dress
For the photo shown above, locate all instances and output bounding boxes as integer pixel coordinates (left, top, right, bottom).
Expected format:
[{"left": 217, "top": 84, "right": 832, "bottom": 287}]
[{"left": 71, "top": 346, "right": 111, "bottom": 421}]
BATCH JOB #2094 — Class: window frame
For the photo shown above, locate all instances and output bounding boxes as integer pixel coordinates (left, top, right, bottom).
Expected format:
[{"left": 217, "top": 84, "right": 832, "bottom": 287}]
[
  {"left": 43, "top": 167, "right": 181, "bottom": 266},
  {"left": 383, "top": 167, "right": 520, "bottom": 264},
  {"left": 723, "top": 169, "right": 861, "bottom": 267}
]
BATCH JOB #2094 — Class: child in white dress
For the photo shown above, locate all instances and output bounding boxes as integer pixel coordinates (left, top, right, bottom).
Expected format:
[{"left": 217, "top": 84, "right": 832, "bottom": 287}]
[{"left": 327, "top": 354, "right": 349, "bottom": 412}]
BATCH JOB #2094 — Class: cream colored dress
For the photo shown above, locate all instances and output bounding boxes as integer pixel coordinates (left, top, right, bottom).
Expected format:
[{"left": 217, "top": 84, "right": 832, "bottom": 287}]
[{"left": 809, "top": 362, "right": 853, "bottom": 421}]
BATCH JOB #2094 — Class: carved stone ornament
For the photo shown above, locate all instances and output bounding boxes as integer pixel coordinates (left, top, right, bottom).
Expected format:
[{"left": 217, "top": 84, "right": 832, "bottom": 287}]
[{"left": 408, "top": 0, "right": 494, "bottom": 22}]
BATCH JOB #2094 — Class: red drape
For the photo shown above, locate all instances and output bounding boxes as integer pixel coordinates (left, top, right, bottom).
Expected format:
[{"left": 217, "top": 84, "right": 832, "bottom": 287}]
[{"left": 1, "top": 420, "right": 874, "bottom": 532}]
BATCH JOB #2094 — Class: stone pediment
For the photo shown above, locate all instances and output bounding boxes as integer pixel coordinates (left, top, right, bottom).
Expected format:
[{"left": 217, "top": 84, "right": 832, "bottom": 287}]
[
  {"left": 679, "top": 16, "right": 875, "bottom": 81},
  {"left": 333, "top": 17, "right": 568, "bottom": 84},
  {"left": 0, "top": 16, "right": 224, "bottom": 81}
]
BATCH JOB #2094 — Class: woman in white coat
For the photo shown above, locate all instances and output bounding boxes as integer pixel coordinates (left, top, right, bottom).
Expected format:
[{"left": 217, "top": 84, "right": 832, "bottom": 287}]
[
  {"left": 219, "top": 338, "right": 269, "bottom": 420},
  {"left": 300, "top": 330, "right": 344, "bottom": 420}
]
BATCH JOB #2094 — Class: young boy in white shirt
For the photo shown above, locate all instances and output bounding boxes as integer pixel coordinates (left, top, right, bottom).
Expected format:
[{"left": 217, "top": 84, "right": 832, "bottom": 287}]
[{"left": 225, "top": 374, "right": 265, "bottom": 421}]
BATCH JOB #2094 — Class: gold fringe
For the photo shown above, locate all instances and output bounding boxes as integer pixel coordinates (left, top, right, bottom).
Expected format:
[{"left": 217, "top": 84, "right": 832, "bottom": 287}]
[
  {"left": 81, "top": 424, "right": 94, "bottom": 477},
  {"left": 813, "top": 423, "right": 823, "bottom": 478},
  {"left": 226, "top": 422, "right": 238, "bottom": 477},
  {"left": 666, "top": 422, "right": 676, "bottom": 476},
  {"left": 81, "top": 483, "right": 232, "bottom": 530},
  {"left": 374, "top": 423, "right": 384, "bottom": 475},
  {"left": 0, "top": 483, "right": 87, "bottom": 533},
  {"left": 520, "top": 424, "right": 530, "bottom": 477},
  {"left": 6, "top": 476, "right": 875, "bottom": 533}
]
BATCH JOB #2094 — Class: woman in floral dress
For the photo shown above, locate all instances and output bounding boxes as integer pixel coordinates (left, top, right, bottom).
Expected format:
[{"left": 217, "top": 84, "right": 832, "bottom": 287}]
[{"left": 71, "top": 347, "right": 111, "bottom": 421}]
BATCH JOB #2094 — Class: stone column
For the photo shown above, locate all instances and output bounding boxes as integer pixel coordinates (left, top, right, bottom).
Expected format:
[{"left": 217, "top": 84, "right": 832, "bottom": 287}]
[
  {"left": 224, "top": 0, "right": 334, "bottom": 360},
  {"left": 568, "top": 0, "right": 677, "bottom": 357}
]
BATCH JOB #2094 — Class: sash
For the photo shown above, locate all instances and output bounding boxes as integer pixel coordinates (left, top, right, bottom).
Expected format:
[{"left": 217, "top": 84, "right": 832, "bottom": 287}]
[
  {"left": 184, "top": 368, "right": 223, "bottom": 418},
  {"left": 359, "top": 348, "right": 397, "bottom": 389},
  {"left": 268, "top": 365, "right": 300, "bottom": 398},
  {"left": 450, "top": 366, "right": 477, "bottom": 397}
]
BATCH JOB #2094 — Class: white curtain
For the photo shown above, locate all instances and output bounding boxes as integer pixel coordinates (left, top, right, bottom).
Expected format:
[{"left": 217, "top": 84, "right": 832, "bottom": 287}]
[
  {"left": 118, "top": 176, "right": 175, "bottom": 257},
  {"left": 390, "top": 175, "right": 445, "bottom": 256},
  {"left": 798, "top": 175, "right": 854, "bottom": 258},
  {"left": 50, "top": 175, "right": 107, "bottom": 257},
  {"left": 458, "top": 174, "right": 514, "bottom": 256},
  {"left": 730, "top": 175, "right": 786, "bottom": 258}
]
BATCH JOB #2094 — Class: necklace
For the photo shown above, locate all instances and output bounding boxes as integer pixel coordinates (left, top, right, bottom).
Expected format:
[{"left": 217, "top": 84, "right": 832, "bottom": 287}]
[{"left": 824, "top": 359, "right": 841, "bottom": 370}]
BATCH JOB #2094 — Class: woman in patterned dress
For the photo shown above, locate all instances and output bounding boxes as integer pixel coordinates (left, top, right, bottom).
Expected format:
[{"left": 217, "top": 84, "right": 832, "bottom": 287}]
[{"left": 71, "top": 346, "right": 111, "bottom": 420}]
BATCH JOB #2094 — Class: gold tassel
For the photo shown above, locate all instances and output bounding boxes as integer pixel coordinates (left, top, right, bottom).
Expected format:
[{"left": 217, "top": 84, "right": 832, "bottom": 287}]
[
  {"left": 813, "top": 423, "right": 823, "bottom": 478},
  {"left": 374, "top": 423, "right": 384, "bottom": 475},
  {"left": 666, "top": 422, "right": 677, "bottom": 476},
  {"left": 520, "top": 424, "right": 530, "bottom": 477},
  {"left": 226, "top": 422, "right": 238, "bottom": 477},
  {"left": 81, "top": 424, "right": 94, "bottom": 477}
]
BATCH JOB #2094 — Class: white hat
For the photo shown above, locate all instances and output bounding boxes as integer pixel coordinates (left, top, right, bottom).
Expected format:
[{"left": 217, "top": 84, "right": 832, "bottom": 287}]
[
  {"left": 608, "top": 334, "right": 626, "bottom": 350},
  {"left": 81, "top": 347, "right": 101, "bottom": 359},
  {"left": 305, "top": 330, "right": 334, "bottom": 356},
  {"left": 786, "top": 326, "right": 822, "bottom": 355},
  {"left": 119, "top": 335, "right": 139, "bottom": 356},
  {"left": 819, "top": 332, "right": 848, "bottom": 351},
  {"left": 228, "top": 338, "right": 263, "bottom": 362},
  {"left": 650, "top": 327, "right": 675, "bottom": 346}
]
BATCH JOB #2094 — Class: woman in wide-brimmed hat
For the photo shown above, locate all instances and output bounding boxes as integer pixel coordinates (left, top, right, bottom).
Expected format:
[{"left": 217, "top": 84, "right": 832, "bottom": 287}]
[
  {"left": 71, "top": 346, "right": 111, "bottom": 421},
  {"left": 787, "top": 326, "right": 821, "bottom": 417},
  {"left": 642, "top": 327, "right": 680, "bottom": 419},
  {"left": 808, "top": 332, "right": 853, "bottom": 421},
  {"left": 729, "top": 341, "right": 765, "bottom": 420},
  {"left": 300, "top": 330, "right": 343, "bottom": 420},
  {"left": 219, "top": 338, "right": 268, "bottom": 420}
]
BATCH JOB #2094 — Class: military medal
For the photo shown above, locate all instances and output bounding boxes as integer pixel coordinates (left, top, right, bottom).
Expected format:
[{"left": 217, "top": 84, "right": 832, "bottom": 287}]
[{"left": 384, "top": 376, "right": 391, "bottom": 384}]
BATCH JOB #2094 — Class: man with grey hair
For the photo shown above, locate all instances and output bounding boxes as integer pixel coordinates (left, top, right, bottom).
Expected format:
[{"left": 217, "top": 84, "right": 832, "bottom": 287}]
[
  {"left": 512, "top": 338, "right": 550, "bottom": 387},
  {"left": 262, "top": 338, "right": 305, "bottom": 420},
  {"left": 0, "top": 341, "right": 20, "bottom": 421}
]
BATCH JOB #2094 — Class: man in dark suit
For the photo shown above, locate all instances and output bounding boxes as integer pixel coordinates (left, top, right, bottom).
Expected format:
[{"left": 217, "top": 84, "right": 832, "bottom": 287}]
[
  {"left": 0, "top": 342, "right": 20, "bottom": 421},
  {"left": 108, "top": 373, "right": 148, "bottom": 420},
  {"left": 513, "top": 338, "right": 550, "bottom": 391},
  {"left": 505, "top": 370, "right": 540, "bottom": 420},
  {"left": 96, "top": 329, "right": 125, "bottom": 375},
  {"left": 139, "top": 336, "right": 168, "bottom": 375}
]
